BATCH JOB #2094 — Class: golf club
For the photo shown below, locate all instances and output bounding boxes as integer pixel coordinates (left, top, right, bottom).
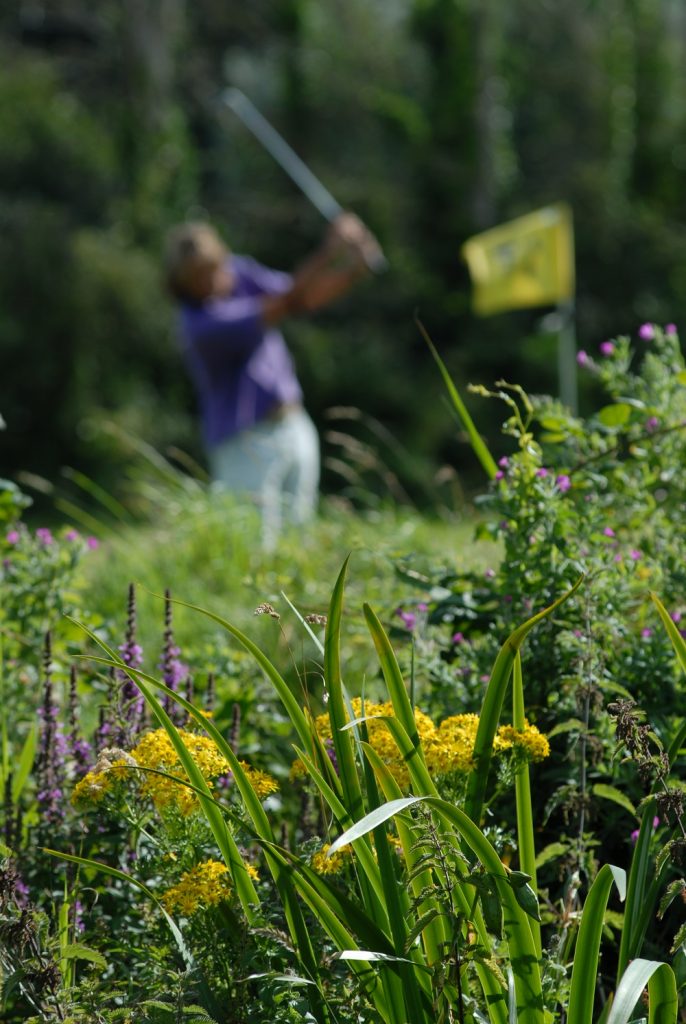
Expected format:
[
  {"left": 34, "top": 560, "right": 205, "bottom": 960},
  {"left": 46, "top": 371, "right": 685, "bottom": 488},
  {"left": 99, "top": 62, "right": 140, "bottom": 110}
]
[{"left": 221, "top": 87, "right": 387, "bottom": 273}]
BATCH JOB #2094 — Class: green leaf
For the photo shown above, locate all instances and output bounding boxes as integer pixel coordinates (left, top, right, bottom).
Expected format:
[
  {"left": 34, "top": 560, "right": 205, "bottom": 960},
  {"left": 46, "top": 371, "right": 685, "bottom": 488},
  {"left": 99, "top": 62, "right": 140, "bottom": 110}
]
[
  {"left": 598, "top": 403, "right": 632, "bottom": 427},
  {"left": 60, "top": 943, "right": 107, "bottom": 968},
  {"left": 12, "top": 725, "right": 37, "bottom": 803},
  {"left": 592, "top": 784, "right": 636, "bottom": 817},
  {"left": 534, "top": 843, "right": 569, "bottom": 869},
  {"left": 567, "top": 864, "right": 626, "bottom": 1024},
  {"left": 606, "top": 960, "right": 678, "bottom": 1024},
  {"left": 328, "top": 798, "right": 419, "bottom": 857}
]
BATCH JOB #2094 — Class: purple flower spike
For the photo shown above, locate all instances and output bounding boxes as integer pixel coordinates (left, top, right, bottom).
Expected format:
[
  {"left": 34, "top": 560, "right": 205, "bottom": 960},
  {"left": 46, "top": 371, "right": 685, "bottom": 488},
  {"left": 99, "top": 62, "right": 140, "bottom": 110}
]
[
  {"left": 638, "top": 323, "right": 655, "bottom": 340},
  {"left": 599, "top": 341, "right": 615, "bottom": 356}
]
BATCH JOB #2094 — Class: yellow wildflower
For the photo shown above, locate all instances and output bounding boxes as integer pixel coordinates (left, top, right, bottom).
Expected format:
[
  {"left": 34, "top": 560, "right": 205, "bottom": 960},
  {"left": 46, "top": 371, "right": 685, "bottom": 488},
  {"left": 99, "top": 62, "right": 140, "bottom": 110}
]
[
  {"left": 71, "top": 749, "right": 137, "bottom": 807},
  {"left": 161, "top": 860, "right": 232, "bottom": 916},
  {"left": 311, "top": 843, "right": 351, "bottom": 876},
  {"left": 130, "top": 729, "right": 278, "bottom": 815},
  {"left": 493, "top": 721, "right": 550, "bottom": 761},
  {"left": 426, "top": 714, "right": 479, "bottom": 775},
  {"left": 291, "top": 698, "right": 437, "bottom": 788}
]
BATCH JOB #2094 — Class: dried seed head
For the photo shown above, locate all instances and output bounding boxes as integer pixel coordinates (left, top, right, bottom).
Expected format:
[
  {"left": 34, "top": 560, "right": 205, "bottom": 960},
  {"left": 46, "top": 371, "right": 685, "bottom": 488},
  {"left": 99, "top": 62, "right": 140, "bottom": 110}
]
[
  {"left": 254, "top": 603, "right": 280, "bottom": 620},
  {"left": 304, "top": 613, "right": 327, "bottom": 626}
]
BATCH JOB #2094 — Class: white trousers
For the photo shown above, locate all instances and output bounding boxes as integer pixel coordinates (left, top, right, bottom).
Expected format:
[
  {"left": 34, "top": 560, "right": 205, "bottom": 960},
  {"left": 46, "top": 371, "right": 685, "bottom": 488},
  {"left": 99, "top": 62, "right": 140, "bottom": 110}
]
[{"left": 209, "top": 407, "right": 320, "bottom": 548}]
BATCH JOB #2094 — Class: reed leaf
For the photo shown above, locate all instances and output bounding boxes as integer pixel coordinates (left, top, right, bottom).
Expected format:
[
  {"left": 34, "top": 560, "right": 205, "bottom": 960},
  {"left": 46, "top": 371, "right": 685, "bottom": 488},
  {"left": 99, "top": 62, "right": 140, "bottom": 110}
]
[
  {"left": 512, "top": 653, "right": 541, "bottom": 958},
  {"left": 606, "top": 959, "right": 678, "bottom": 1024},
  {"left": 567, "top": 864, "right": 626, "bottom": 1024},
  {"left": 465, "top": 575, "right": 584, "bottom": 825}
]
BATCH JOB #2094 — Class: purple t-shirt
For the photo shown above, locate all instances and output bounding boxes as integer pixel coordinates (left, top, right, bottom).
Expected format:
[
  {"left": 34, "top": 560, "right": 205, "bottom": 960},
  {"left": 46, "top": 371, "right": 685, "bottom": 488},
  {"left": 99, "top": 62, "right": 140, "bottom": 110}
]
[{"left": 179, "top": 255, "right": 302, "bottom": 448}]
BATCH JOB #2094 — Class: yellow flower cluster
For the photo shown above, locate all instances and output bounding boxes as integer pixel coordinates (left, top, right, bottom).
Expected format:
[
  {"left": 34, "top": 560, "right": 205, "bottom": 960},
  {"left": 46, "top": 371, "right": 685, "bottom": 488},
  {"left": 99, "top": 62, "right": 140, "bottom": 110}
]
[
  {"left": 71, "top": 749, "right": 137, "bottom": 806},
  {"left": 310, "top": 843, "right": 352, "bottom": 876},
  {"left": 130, "top": 729, "right": 279, "bottom": 815},
  {"left": 493, "top": 720, "right": 550, "bottom": 761},
  {"left": 161, "top": 859, "right": 232, "bottom": 915},
  {"left": 291, "top": 702, "right": 549, "bottom": 790}
]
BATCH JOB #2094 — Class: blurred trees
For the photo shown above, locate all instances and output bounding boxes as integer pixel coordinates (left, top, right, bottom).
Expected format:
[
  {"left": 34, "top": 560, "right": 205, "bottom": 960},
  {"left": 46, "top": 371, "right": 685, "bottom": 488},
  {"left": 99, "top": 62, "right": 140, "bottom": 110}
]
[{"left": 3, "top": 0, "right": 686, "bottom": 505}]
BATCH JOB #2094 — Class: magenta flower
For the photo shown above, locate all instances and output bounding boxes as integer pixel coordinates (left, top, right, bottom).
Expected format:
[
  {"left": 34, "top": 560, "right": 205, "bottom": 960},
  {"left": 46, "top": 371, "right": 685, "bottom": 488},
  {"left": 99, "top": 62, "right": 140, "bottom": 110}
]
[
  {"left": 396, "top": 609, "right": 416, "bottom": 631},
  {"left": 556, "top": 474, "right": 571, "bottom": 492},
  {"left": 576, "top": 349, "right": 590, "bottom": 367},
  {"left": 641, "top": 627, "right": 653, "bottom": 639},
  {"left": 417, "top": 602, "right": 428, "bottom": 612},
  {"left": 36, "top": 528, "right": 53, "bottom": 545},
  {"left": 603, "top": 527, "right": 615, "bottom": 538},
  {"left": 452, "top": 632, "right": 465, "bottom": 645},
  {"left": 498, "top": 456, "right": 509, "bottom": 469},
  {"left": 536, "top": 467, "right": 548, "bottom": 478},
  {"left": 629, "top": 548, "right": 642, "bottom": 561},
  {"left": 5, "top": 530, "right": 19, "bottom": 545},
  {"left": 86, "top": 536, "right": 100, "bottom": 550},
  {"left": 495, "top": 470, "right": 504, "bottom": 480},
  {"left": 65, "top": 529, "right": 80, "bottom": 542},
  {"left": 665, "top": 323, "right": 677, "bottom": 335},
  {"left": 638, "top": 323, "right": 655, "bottom": 340},
  {"left": 671, "top": 610, "right": 682, "bottom": 624},
  {"left": 630, "top": 816, "right": 660, "bottom": 844},
  {"left": 646, "top": 416, "right": 659, "bottom": 433},
  {"left": 599, "top": 341, "right": 615, "bottom": 356}
]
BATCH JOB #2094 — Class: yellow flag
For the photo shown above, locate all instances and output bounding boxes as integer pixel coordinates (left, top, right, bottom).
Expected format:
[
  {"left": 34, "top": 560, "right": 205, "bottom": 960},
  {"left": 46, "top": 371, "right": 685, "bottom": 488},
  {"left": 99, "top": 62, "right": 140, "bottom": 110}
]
[{"left": 461, "top": 204, "right": 575, "bottom": 316}]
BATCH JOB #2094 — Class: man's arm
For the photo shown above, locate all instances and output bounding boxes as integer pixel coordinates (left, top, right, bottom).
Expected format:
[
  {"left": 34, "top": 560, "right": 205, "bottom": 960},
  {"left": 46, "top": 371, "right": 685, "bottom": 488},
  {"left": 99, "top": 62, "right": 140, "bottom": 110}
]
[{"left": 261, "top": 214, "right": 382, "bottom": 325}]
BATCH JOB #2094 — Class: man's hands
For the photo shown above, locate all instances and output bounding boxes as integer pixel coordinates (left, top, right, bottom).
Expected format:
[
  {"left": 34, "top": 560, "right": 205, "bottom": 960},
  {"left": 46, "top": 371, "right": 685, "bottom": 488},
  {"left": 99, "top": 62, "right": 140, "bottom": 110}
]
[
  {"left": 325, "top": 213, "right": 385, "bottom": 272},
  {"left": 262, "top": 212, "right": 384, "bottom": 325}
]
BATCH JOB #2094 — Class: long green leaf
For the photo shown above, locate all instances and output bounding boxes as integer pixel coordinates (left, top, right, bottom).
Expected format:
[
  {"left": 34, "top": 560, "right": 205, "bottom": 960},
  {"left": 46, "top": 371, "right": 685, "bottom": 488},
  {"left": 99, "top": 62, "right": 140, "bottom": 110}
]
[
  {"left": 512, "top": 653, "right": 541, "bottom": 959},
  {"left": 567, "top": 864, "right": 626, "bottom": 1024},
  {"left": 606, "top": 960, "right": 678, "bottom": 1024},
  {"left": 616, "top": 797, "right": 657, "bottom": 981},
  {"left": 418, "top": 320, "right": 498, "bottom": 479},
  {"left": 12, "top": 724, "right": 37, "bottom": 802},
  {"left": 465, "top": 576, "right": 584, "bottom": 825},
  {"left": 651, "top": 592, "right": 686, "bottom": 674}
]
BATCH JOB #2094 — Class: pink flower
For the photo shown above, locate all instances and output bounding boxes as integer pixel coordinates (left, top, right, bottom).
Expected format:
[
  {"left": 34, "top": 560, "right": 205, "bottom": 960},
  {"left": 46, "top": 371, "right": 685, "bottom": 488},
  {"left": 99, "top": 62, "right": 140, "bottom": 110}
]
[
  {"left": 638, "top": 323, "right": 655, "bottom": 340},
  {"left": 599, "top": 341, "right": 615, "bottom": 356},
  {"left": 452, "top": 632, "right": 465, "bottom": 645},
  {"left": 536, "top": 467, "right": 548, "bottom": 478},
  {"left": 495, "top": 470, "right": 504, "bottom": 480},
  {"left": 5, "top": 530, "right": 19, "bottom": 545},
  {"left": 35, "top": 528, "right": 53, "bottom": 545},
  {"left": 485, "top": 568, "right": 496, "bottom": 579},
  {"left": 86, "top": 537, "right": 100, "bottom": 550},
  {"left": 629, "top": 548, "right": 642, "bottom": 561},
  {"left": 498, "top": 456, "right": 509, "bottom": 469},
  {"left": 603, "top": 527, "right": 615, "bottom": 537},
  {"left": 671, "top": 610, "right": 682, "bottom": 624},
  {"left": 646, "top": 416, "right": 659, "bottom": 433},
  {"left": 65, "top": 529, "right": 80, "bottom": 542},
  {"left": 665, "top": 323, "right": 677, "bottom": 335},
  {"left": 556, "top": 474, "right": 571, "bottom": 492},
  {"left": 641, "top": 627, "right": 653, "bottom": 639},
  {"left": 576, "top": 349, "right": 590, "bottom": 367}
]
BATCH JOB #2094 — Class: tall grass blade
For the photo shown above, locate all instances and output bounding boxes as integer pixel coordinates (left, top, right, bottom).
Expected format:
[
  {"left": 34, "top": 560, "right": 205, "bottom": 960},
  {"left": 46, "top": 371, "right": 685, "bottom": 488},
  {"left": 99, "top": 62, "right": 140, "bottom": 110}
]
[
  {"left": 417, "top": 319, "right": 498, "bottom": 479},
  {"left": 465, "top": 575, "right": 584, "bottom": 825},
  {"left": 512, "top": 653, "right": 541, "bottom": 958},
  {"left": 606, "top": 959, "right": 678, "bottom": 1024},
  {"left": 616, "top": 796, "right": 657, "bottom": 982},
  {"left": 567, "top": 864, "right": 625, "bottom": 1024}
]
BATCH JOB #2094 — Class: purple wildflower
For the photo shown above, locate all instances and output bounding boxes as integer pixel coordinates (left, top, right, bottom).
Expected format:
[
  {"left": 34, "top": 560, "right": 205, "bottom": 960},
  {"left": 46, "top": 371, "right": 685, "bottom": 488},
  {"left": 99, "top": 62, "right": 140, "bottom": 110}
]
[
  {"left": 452, "top": 632, "right": 465, "bottom": 645},
  {"left": 638, "top": 323, "right": 655, "bottom": 340},
  {"left": 599, "top": 341, "right": 615, "bottom": 356},
  {"left": 641, "top": 628, "right": 653, "bottom": 639},
  {"left": 665, "top": 323, "right": 677, "bottom": 335},
  {"left": 116, "top": 584, "right": 145, "bottom": 742},
  {"left": 67, "top": 666, "right": 92, "bottom": 777},
  {"left": 603, "top": 527, "right": 615, "bottom": 538},
  {"left": 556, "top": 474, "right": 571, "bottom": 492},
  {"left": 35, "top": 527, "right": 53, "bottom": 546},
  {"left": 35, "top": 633, "right": 66, "bottom": 828},
  {"left": 65, "top": 529, "right": 80, "bottom": 542},
  {"left": 86, "top": 536, "right": 99, "bottom": 550},
  {"left": 325, "top": 737, "right": 339, "bottom": 775},
  {"left": 396, "top": 609, "right": 417, "bottom": 631},
  {"left": 485, "top": 568, "right": 496, "bottom": 579},
  {"left": 536, "top": 467, "right": 548, "bottom": 478},
  {"left": 160, "top": 590, "right": 188, "bottom": 727},
  {"left": 646, "top": 416, "right": 659, "bottom": 433},
  {"left": 671, "top": 610, "right": 682, "bottom": 624},
  {"left": 576, "top": 350, "right": 590, "bottom": 367},
  {"left": 5, "top": 530, "right": 19, "bottom": 545},
  {"left": 495, "top": 470, "right": 504, "bottom": 481},
  {"left": 629, "top": 549, "right": 642, "bottom": 561},
  {"left": 498, "top": 456, "right": 509, "bottom": 469}
]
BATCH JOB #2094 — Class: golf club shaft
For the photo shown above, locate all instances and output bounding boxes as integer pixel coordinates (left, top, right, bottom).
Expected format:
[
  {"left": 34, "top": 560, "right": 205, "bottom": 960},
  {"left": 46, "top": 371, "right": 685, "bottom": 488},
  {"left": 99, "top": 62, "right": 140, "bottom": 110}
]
[{"left": 222, "top": 87, "right": 387, "bottom": 273}]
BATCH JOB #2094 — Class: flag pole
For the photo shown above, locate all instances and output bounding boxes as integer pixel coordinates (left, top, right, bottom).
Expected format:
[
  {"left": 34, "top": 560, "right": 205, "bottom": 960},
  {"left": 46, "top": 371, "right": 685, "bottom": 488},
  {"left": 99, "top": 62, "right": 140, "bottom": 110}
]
[{"left": 557, "top": 299, "right": 578, "bottom": 414}]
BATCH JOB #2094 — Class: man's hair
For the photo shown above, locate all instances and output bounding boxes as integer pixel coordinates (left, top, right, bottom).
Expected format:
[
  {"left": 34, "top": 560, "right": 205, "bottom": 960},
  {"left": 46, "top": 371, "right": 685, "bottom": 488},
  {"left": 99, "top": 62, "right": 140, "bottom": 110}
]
[{"left": 164, "top": 222, "right": 227, "bottom": 300}]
